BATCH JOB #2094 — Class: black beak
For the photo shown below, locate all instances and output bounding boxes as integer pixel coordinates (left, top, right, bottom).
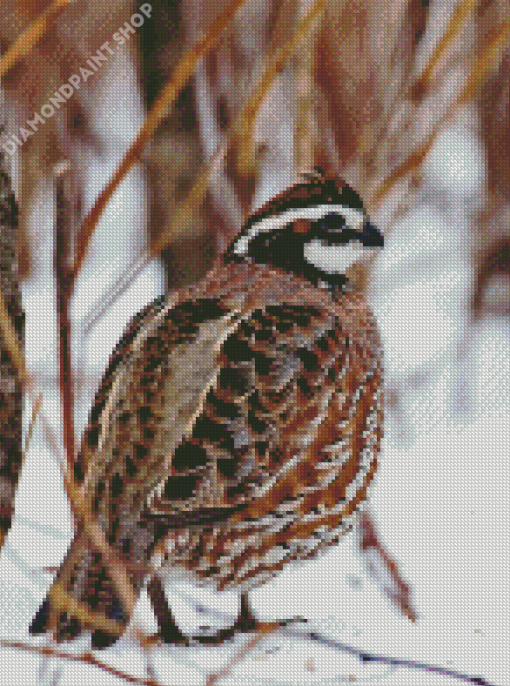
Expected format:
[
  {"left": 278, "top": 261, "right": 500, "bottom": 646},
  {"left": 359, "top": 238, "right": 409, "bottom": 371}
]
[{"left": 359, "top": 220, "right": 384, "bottom": 247}]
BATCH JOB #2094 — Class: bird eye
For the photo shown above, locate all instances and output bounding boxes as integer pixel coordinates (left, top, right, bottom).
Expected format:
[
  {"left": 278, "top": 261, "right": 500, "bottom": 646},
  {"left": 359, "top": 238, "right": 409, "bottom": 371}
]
[
  {"left": 318, "top": 212, "right": 346, "bottom": 233},
  {"left": 315, "top": 212, "right": 358, "bottom": 245}
]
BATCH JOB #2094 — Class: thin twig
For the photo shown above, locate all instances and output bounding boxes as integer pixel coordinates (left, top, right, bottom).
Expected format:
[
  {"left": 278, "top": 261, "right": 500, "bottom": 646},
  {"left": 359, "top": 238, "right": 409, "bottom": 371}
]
[
  {"left": 284, "top": 627, "right": 497, "bottom": 686},
  {"left": 22, "top": 393, "right": 42, "bottom": 460},
  {"left": 71, "top": 0, "right": 249, "bottom": 288},
  {"left": 234, "top": 0, "right": 327, "bottom": 177},
  {"left": 0, "top": 0, "right": 70, "bottom": 81},
  {"left": 0, "top": 641, "right": 159, "bottom": 686},
  {"left": 54, "top": 163, "right": 76, "bottom": 470},
  {"left": 374, "top": 18, "right": 510, "bottom": 204},
  {"left": 3, "top": 620, "right": 496, "bottom": 685},
  {"left": 414, "top": 0, "right": 479, "bottom": 97}
]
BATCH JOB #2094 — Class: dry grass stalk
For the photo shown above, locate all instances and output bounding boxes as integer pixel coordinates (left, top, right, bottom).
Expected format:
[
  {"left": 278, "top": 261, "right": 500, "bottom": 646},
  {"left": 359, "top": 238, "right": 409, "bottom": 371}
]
[
  {"left": 0, "top": 0, "right": 70, "bottom": 82},
  {"left": 72, "top": 0, "right": 249, "bottom": 285}
]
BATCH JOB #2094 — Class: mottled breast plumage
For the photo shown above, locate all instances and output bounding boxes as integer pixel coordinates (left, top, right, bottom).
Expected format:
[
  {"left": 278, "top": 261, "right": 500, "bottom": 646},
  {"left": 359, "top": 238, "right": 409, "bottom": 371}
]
[{"left": 153, "top": 264, "right": 382, "bottom": 591}]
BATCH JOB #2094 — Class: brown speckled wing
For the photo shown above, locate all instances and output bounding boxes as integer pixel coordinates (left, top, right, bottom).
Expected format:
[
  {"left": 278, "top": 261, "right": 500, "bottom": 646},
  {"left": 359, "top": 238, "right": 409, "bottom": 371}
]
[
  {"left": 76, "top": 295, "right": 168, "bottom": 484},
  {"left": 33, "top": 292, "right": 244, "bottom": 644}
]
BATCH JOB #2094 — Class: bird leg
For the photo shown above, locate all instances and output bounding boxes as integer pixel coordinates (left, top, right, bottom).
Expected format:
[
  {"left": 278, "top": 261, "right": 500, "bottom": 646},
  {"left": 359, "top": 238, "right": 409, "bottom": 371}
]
[
  {"left": 149, "top": 578, "right": 306, "bottom": 646},
  {"left": 193, "top": 593, "right": 308, "bottom": 644},
  {"left": 192, "top": 592, "right": 259, "bottom": 645},
  {"left": 147, "top": 576, "right": 189, "bottom": 646},
  {"left": 148, "top": 576, "right": 257, "bottom": 646}
]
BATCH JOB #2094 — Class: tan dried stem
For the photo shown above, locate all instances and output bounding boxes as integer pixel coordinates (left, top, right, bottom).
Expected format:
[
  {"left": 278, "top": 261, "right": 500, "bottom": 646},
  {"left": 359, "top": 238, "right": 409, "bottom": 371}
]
[
  {"left": 42, "top": 166, "right": 141, "bottom": 639},
  {"left": 22, "top": 392, "right": 42, "bottom": 462},
  {"left": 374, "top": 17, "right": 510, "bottom": 205},
  {"left": 234, "top": 0, "right": 327, "bottom": 178},
  {"left": 0, "top": 0, "right": 70, "bottom": 81},
  {"left": 71, "top": 0, "right": 249, "bottom": 288},
  {"left": 0, "top": 640, "right": 159, "bottom": 686},
  {"left": 413, "top": 0, "right": 479, "bottom": 98}
]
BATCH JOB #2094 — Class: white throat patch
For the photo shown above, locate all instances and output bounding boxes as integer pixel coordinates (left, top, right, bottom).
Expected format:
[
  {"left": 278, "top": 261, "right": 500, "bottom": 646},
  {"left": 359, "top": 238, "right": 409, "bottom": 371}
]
[{"left": 303, "top": 238, "right": 366, "bottom": 274}]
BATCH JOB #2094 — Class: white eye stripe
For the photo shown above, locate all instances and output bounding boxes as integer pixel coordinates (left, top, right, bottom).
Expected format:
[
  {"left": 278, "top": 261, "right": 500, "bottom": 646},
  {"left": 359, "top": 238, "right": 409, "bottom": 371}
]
[{"left": 233, "top": 204, "right": 365, "bottom": 255}]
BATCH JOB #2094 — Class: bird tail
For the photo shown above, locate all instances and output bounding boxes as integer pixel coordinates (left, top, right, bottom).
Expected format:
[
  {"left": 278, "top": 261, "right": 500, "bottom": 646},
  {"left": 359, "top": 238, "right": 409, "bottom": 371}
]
[{"left": 29, "top": 530, "right": 138, "bottom": 649}]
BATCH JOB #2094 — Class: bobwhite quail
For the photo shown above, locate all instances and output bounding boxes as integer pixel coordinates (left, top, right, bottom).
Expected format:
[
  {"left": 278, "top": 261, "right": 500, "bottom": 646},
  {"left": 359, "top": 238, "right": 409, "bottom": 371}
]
[{"left": 30, "top": 171, "right": 384, "bottom": 649}]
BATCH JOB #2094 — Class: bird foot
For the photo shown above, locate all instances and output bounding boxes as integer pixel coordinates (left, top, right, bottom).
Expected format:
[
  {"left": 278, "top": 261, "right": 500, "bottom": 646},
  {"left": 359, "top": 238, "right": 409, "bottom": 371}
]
[
  {"left": 192, "top": 615, "right": 307, "bottom": 646},
  {"left": 146, "top": 624, "right": 190, "bottom": 647}
]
